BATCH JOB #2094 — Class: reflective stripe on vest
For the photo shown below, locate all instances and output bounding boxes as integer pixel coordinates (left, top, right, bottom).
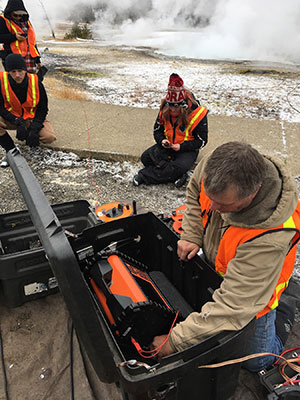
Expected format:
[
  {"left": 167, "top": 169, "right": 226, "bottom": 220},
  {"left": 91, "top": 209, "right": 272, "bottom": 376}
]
[
  {"left": 30, "top": 74, "right": 37, "bottom": 114},
  {"left": 2, "top": 73, "right": 13, "bottom": 111},
  {"left": 7, "top": 19, "right": 21, "bottom": 54},
  {"left": 283, "top": 215, "right": 296, "bottom": 229},
  {"left": 270, "top": 281, "right": 288, "bottom": 310},
  {"left": 184, "top": 107, "right": 206, "bottom": 141}
]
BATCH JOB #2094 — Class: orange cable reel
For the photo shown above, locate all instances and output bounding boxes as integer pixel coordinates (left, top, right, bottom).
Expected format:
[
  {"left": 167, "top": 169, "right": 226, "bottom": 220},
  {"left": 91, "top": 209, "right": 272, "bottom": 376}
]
[
  {"left": 96, "top": 202, "right": 133, "bottom": 223},
  {"left": 171, "top": 204, "right": 186, "bottom": 233}
]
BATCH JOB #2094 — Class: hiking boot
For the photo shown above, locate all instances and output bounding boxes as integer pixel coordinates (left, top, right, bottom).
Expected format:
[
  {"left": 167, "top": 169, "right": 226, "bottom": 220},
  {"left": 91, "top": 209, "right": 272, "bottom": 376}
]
[
  {"left": 0, "top": 156, "right": 9, "bottom": 168},
  {"left": 275, "top": 277, "right": 300, "bottom": 345},
  {"left": 174, "top": 173, "right": 188, "bottom": 188},
  {"left": 133, "top": 174, "right": 144, "bottom": 186}
]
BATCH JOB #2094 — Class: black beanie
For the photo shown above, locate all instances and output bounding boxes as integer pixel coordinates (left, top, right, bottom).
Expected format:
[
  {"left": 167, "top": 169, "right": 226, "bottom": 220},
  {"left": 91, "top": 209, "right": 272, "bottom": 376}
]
[{"left": 5, "top": 54, "right": 27, "bottom": 72}]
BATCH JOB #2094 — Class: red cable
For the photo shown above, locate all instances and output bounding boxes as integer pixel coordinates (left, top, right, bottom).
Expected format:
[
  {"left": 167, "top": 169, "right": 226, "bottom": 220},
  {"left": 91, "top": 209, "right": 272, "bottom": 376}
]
[
  {"left": 273, "top": 347, "right": 300, "bottom": 366},
  {"left": 80, "top": 99, "right": 99, "bottom": 210},
  {"left": 131, "top": 311, "right": 179, "bottom": 359},
  {"left": 283, "top": 379, "right": 300, "bottom": 386}
]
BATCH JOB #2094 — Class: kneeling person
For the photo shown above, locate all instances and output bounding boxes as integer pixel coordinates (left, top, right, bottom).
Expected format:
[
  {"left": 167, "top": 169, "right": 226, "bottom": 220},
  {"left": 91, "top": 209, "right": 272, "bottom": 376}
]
[
  {"left": 133, "top": 73, "right": 208, "bottom": 188},
  {"left": 0, "top": 53, "right": 56, "bottom": 164}
]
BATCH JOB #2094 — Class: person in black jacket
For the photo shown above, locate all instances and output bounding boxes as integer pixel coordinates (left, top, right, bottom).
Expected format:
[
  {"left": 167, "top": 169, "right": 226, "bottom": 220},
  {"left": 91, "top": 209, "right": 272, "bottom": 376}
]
[
  {"left": 0, "top": 54, "right": 55, "bottom": 167},
  {"left": 0, "top": 0, "right": 42, "bottom": 73},
  {"left": 133, "top": 73, "right": 208, "bottom": 187}
]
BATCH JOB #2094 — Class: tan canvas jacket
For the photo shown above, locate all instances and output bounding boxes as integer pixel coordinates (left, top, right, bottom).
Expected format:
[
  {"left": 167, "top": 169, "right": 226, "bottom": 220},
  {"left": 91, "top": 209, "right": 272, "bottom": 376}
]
[{"left": 170, "top": 154, "right": 299, "bottom": 352}]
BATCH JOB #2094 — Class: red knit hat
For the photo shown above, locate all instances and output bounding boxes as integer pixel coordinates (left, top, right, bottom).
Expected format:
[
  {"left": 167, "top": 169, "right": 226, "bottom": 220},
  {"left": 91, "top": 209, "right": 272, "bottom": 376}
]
[{"left": 165, "top": 73, "right": 187, "bottom": 105}]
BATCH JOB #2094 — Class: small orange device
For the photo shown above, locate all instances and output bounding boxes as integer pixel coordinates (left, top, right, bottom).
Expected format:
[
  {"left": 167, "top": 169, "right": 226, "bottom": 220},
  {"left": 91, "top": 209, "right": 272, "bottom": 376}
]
[
  {"left": 95, "top": 202, "right": 133, "bottom": 223},
  {"left": 171, "top": 204, "right": 186, "bottom": 234}
]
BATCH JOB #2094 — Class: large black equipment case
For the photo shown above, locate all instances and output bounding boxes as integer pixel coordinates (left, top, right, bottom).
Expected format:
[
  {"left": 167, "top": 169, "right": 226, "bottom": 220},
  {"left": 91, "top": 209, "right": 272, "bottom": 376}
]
[{"left": 6, "top": 148, "right": 255, "bottom": 400}]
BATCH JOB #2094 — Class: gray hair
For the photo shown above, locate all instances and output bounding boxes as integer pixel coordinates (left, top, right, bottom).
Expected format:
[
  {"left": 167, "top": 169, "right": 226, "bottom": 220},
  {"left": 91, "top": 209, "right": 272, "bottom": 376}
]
[{"left": 203, "top": 142, "right": 266, "bottom": 199}]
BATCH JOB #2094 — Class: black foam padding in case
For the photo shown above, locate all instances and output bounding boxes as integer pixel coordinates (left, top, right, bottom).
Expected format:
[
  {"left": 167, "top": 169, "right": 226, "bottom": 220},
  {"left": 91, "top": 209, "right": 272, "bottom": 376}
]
[{"left": 149, "top": 271, "right": 194, "bottom": 319}]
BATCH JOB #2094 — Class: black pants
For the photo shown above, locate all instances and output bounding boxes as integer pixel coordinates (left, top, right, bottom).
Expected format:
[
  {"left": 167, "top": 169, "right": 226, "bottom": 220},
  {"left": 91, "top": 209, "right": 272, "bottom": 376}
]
[{"left": 138, "top": 144, "right": 198, "bottom": 184}]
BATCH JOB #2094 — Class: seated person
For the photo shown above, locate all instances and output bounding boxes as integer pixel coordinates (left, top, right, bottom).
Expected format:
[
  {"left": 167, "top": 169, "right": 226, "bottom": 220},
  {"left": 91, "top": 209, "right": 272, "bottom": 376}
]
[{"left": 133, "top": 73, "right": 208, "bottom": 188}]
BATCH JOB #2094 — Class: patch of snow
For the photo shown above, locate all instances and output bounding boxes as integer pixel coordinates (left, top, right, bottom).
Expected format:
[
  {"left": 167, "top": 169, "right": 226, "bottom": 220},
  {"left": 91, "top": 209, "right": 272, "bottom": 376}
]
[
  {"left": 42, "top": 43, "right": 300, "bottom": 124},
  {"left": 82, "top": 60, "right": 300, "bottom": 123}
]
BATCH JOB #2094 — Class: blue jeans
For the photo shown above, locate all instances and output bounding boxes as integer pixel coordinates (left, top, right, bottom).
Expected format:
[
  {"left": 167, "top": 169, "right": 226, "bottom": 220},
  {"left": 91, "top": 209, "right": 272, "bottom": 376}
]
[{"left": 243, "top": 309, "right": 283, "bottom": 372}]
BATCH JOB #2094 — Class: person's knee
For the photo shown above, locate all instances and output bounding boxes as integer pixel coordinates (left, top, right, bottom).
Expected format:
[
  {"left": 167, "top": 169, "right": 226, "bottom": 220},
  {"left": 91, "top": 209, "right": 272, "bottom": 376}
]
[
  {"left": 39, "top": 121, "right": 56, "bottom": 144},
  {"left": 141, "top": 152, "right": 148, "bottom": 165},
  {"left": 141, "top": 149, "right": 153, "bottom": 166},
  {"left": 40, "top": 134, "right": 56, "bottom": 144}
]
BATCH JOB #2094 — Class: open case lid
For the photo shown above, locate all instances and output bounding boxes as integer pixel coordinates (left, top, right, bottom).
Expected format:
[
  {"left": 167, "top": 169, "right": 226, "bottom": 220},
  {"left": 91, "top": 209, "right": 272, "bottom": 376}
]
[{"left": 6, "top": 148, "right": 119, "bottom": 383}]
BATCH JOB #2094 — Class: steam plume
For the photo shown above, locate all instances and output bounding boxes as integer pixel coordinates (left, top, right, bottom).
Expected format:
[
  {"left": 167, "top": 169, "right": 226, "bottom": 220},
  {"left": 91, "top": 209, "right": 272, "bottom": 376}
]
[{"left": 26, "top": 0, "right": 300, "bottom": 63}]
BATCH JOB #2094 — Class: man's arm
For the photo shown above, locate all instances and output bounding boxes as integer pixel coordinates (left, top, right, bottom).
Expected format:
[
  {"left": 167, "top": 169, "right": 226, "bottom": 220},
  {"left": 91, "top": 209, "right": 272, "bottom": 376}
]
[{"left": 170, "top": 230, "right": 295, "bottom": 352}]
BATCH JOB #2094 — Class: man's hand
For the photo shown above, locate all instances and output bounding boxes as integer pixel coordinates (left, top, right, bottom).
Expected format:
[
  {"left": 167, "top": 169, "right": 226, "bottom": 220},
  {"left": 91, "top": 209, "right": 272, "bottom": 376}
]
[
  {"left": 26, "top": 130, "right": 40, "bottom": 147},
  {"left": 25, "top": 120, "right": 43, "bottom": 147},
  {"left": 177, "top": 239, "right": 200, "bottom": 261},
  {"left": 151, "top": 334, "right": 174, "bottom": 358}
]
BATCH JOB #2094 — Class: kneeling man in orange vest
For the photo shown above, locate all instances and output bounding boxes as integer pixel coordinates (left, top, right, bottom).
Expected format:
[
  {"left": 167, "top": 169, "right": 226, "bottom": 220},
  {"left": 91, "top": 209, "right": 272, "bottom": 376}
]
[{"left": 0, "top": 53, "right": 56, "bottom": 166}]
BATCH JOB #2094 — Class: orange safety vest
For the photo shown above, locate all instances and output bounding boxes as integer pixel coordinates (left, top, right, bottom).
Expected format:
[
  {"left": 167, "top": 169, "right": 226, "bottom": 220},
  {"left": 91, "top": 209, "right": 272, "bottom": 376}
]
[
  {"left": 161, "top": 100, "right": 208, "bottom": 144},
  {"left": 0, "top": 71, "right": 40, "bottom": 119},
  {"left": 199, "top": 180, "right": 300, "bottom": 318},
  {"left": 0, "top": 15, "right": 40, "bottom": 58}
]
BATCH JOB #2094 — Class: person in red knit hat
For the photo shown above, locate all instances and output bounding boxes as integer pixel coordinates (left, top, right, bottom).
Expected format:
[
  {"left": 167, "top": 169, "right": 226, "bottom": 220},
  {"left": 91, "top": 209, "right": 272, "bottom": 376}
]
[{"left": 133, "top": 73, "right": 208, "bottom": 187}]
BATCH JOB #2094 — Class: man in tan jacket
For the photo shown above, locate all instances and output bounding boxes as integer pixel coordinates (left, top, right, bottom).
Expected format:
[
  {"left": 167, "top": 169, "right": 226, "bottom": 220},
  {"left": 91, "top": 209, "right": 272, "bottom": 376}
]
[{"left": 152, "top": 141, "right": 300, "bottom": 372}]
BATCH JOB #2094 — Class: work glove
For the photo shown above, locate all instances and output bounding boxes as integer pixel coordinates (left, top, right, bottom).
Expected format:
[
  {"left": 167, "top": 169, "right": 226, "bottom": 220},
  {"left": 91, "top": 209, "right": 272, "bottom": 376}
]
[
  {"left": 15, "top": 117, "right": 28, "bottom": 141},
  {"left": 26, "top": 130, "right": 40, "bottom": 147},
  {"left": 26, "top": 120, "right": 43, "bottom": 148}
]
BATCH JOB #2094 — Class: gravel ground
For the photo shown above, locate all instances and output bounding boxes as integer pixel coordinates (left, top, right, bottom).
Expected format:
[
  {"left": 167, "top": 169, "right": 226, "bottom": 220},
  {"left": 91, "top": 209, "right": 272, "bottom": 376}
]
[{"left": 0, "top": 146, "right": 186, "bottom": 215}]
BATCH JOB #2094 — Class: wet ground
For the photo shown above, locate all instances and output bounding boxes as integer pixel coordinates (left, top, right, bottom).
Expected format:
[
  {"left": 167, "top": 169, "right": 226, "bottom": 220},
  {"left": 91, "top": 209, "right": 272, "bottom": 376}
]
[{"left": 40, "top": 40, "right": 300, "bottom": 122}]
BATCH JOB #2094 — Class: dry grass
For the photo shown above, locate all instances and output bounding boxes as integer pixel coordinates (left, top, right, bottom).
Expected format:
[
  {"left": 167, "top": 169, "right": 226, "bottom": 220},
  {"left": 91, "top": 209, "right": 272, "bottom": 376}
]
[{"left": 44, "top": 76, "right": 88, "bottom": 101}]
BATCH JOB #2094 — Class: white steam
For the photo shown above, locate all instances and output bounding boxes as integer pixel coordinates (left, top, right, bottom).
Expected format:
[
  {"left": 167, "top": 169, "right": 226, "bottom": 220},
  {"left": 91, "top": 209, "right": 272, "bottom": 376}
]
[{"left": 10, "top": 0, "right": 300, "bottom": 63}]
